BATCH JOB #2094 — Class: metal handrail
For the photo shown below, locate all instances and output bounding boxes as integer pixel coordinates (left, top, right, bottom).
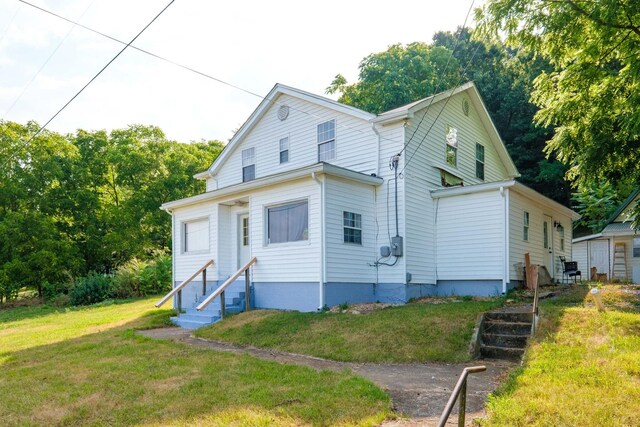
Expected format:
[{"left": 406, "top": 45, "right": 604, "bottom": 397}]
[
  {"left": 196, "top": 257, "right": 257, "bottom": 312},
  {"left": 437, "top": 366, "right": 486, "bottom": 427},
  {"left": 155, "top": 259, "right": 214, "bottom": 308}
]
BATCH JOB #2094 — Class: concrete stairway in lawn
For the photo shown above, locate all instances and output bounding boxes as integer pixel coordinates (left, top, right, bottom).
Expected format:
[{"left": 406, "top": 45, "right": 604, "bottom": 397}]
[
  {"left": 480, "top": 307, "right": 533, "bottom": 361},
  {"left": 171, "top": 278, "right": 250, "bottom": 330}
]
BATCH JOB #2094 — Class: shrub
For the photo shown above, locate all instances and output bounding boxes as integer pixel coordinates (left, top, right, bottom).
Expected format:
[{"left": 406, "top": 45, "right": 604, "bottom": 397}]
[
  {"left": 69, "top": 273, "right": 113, "bottom": 306},
  {"left": 41, "top": 281, "right": 70, "bottom": 300},
  {"left": 113, "top": 255, "right": 171, "bottom": 298}
]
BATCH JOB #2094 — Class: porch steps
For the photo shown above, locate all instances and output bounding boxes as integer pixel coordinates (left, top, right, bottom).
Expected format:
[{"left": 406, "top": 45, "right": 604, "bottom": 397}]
[
  {"left": 479, "top": 307, "right": 533, "bottom": 361},
  {"left": 171, "top": 279, "right": 252, "bottom": 330}
]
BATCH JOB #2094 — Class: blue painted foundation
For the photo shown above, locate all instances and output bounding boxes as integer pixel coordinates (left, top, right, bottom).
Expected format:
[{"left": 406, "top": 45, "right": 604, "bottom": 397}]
[
  {"left": 433, "top": 280, "right": 504, "bottom": 297},
  {"left": 253, "top": 282, "right": 319, "bottom": 312}
]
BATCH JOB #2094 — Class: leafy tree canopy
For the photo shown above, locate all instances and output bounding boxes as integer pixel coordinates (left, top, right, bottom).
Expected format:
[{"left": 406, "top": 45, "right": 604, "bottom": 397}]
[
  {"left": 476, "top": 0, "right": 640, "bottom": 223},
  {"left": 326, "top": 42, "right": 461, "bottom": 114}
]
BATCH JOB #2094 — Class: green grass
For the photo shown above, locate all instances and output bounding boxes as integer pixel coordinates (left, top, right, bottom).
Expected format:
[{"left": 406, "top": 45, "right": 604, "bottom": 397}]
[
  {"left": 482, "top": 285, "right": 640, "bottom": 426},
  {"left": 0, "top": 297, "right": 391, "bottom": 426},
  {"left": 194, "top": 299, "right": 503, "bottom": 363}
]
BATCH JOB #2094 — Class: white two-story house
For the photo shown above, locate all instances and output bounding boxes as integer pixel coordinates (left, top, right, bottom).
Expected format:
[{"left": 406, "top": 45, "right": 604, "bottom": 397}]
[{"left": 161, "top": 82, "right": 579, "bottom": 318}]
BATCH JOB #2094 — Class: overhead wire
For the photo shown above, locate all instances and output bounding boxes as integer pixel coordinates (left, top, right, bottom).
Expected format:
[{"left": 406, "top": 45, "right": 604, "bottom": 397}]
[
  {"left": 1, "top": 0, "right": 176, "bottom": 169},
  {"left": 15, "top": 0, "right": 400, "bottom": 150},
  {"left": 2, "top": 0, "right": 98, "bottom": 120}
]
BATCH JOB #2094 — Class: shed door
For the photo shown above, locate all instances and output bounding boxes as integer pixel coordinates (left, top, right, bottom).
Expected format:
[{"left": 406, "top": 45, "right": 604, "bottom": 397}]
[
  {"left": 590, "top": 240, "right": 610, "bottom": 278},
  {"left": 543, "top": 215, "right": 554, "bottom": 277},
  {"left": 237, "top": 213, "right": 250, "bottom": 270}
]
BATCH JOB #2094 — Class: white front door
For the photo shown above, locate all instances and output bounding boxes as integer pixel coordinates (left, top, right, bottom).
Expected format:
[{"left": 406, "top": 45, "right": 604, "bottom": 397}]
[
  {"left": 590, "top": 240, "right": 610, "bottom": 277},
  {"left": 543, "top": 215, "right": 554, "bottom": 277},
  {"left": 237, "top": 213, "right": 250, "bottom": 270}
]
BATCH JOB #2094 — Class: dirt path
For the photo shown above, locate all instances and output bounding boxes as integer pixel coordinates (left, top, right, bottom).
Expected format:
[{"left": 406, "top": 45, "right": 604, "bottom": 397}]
[{"left": 138, "top": 327, "right": 514, "bottom": 426}]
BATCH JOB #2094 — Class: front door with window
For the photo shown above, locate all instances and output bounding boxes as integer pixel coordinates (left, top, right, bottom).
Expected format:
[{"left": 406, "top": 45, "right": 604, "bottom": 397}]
[
  {"left": 238, "top": 213, "right": 250, "bottom": 270},
  {"left": 543, "top": 215, "right": 554, "bottom": 277}
]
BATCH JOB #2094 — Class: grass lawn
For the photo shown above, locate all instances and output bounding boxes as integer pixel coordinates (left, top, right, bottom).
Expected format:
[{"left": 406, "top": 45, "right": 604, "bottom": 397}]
[
  {"left": 482, "top": 285, "right": 640, "bottom": 426},
  {"left": 194, "top": 298, "right": 503, "bottom": 363},
  {"left": 0, "top": 297, "right": 391, "bottom": 426}
]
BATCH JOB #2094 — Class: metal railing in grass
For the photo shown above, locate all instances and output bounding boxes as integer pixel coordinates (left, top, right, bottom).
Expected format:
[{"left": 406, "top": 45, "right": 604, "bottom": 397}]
[
  {"left": 155, "top": 259, "right": 214, "bottom": 312},
  {"left": 196, "top": 257, "right": 256, "bottom": 319},
  {"left": 437, "top": 365, "right": 487, "bottom": 427}
]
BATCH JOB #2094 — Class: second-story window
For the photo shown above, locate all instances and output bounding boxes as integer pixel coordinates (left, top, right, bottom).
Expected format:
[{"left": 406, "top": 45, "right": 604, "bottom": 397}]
[
  {"left": 242, "top": 147, "right": 255, "bottom": 182},
  {"left": 476, "top": 143, "right": 485, "bottom": 180},
  {"left": 317, "top": 119, "right": 336, "bottom": 161},
  {"left": 279, "top": 137, "right": 289, "bottom": 164},
  {"left": 445, "top": 125, "right": 458, "bottom": 167}
]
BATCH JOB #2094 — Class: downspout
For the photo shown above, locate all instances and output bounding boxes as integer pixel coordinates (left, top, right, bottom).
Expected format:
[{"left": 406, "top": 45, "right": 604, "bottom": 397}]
[
  {"left": 500, "top": 186, "right": 508, "bottom": 294},
  {"left": 312, "top": 172, "right": 326, "bottom": 310},
  {"left": 370, "top": 121, "right": 381, "bottom": 177}
]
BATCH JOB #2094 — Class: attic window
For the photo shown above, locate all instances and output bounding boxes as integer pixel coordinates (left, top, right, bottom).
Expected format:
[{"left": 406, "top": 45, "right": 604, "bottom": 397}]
[
  {"left": 242, "top": 148, "right": 255, "bottom": 182},
  {"left": 445, "top": 125, "right": 458, "bottom": 167},
  {"left": 440, "top": 170, "right": 463, "bottom": 187},
  {"left": 279, "top": 137, "right": 289, "bottom": 163},
  {"left": 475, "top": 143, "right": 485, "bottom": 180},
  {"left": 317, "top": 120, "right": 336, "bottom": 161}
]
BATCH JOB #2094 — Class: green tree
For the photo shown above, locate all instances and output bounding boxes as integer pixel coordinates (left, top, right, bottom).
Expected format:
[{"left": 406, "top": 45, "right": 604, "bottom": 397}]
[
  {"left": 477, "top": 0, "right": 640, "bottom": 221},
  {"left": 326, "top": 42, "right": 461, "bottom": 114}
]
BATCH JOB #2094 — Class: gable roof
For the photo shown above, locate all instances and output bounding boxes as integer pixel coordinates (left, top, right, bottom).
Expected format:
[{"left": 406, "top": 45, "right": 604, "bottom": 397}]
[
  {"left": 373, "top": 81, "right": 519, "bottom": 179},
  {"left": 198, "top": 83, "right": 375, "bottom": 179},
  {"left": 606, "top": 187, "right": 640, "bottom": 224}
]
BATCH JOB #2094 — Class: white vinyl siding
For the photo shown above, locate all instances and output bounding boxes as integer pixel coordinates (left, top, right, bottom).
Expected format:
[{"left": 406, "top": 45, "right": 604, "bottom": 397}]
[
  {"left": 508, "top": 190, "right": 573, "bottom": 281},
  {"left": 250, "top": 179, "right": 321, "bottom": 282},
  {"left": 213, "top": 94, "right": 377, "bottom": 188},
  {"left": 325, "top": 177, "right": 376, "bottom": 283},
  {"left": 435, "top": 191, "right": 505, "bottom": 280},
  {"left": 173, "top": 202, "right": 217, "bottom": 290}
]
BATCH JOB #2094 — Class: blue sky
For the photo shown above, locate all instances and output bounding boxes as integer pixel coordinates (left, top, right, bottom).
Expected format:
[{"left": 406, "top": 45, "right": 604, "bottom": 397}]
[{"left": 0, "top": 0, "right": 483, "bottom": 143}]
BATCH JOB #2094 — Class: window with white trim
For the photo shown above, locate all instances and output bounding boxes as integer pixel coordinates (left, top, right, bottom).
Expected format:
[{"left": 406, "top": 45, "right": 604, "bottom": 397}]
[
  {"left": 267, "top": 201, "right": 308, "bottom": 244},
  {"left": 634, "top": 237, "right": 640, "bottom": 258},
  {"left": 445, "top": 125, "right": 458, "bottom": 167},
  {"left": 279, "top": 137, "right": 289, "bottom": 164},
  {"left": 317, "top": 120, "right": 336, "bottom": 161},
  {"left": 523, "top": 211, "right": 530, "bottom": 241},
  {"left": 242, "top": 147, "right": 255, "bottom": 182},
  {"left": 558, "top": 224, "right": 565, "bottom": 251},
  {"left": 343, "top": 211, "right": 362, "bottom": 245},
  {"left": 183, "top": 218, "right": 209, "bottom": 253},
  {"left": 475, "top": 143, "right": 485, "bottom": 180}
]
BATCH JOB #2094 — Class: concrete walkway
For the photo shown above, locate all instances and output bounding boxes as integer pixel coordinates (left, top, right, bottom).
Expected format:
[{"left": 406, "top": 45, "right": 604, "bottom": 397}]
[{"left": 138, "top": 327, "right": 515, "bottom": 426}]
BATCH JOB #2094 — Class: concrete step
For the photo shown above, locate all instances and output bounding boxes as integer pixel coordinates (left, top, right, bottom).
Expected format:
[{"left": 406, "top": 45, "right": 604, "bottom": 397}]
[
  {"left": 482, "top": 332, "right": 529, "bottom": 348},
  {"left": 480, "top": 345, "right": 525, "bottom": 361},
  {"left": 485, "top": 311, "right": 533, "bottom": 323},
  {"left": 177, "top": 312, "right": 219, "bottom": 323},
  {"left": 170, "top": 316, "right": 218, "bottom": 330},
  {"left": 483, "top": 320, "right": 532, "bottom": 335}
]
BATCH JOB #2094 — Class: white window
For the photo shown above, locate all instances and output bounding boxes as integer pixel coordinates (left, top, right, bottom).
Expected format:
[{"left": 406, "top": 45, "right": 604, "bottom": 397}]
[
  {"left": 634, "top": 237, "right": 640, "bottom": 258},
  {"left": 558, "top": 224, "right": 565, "bottom": 251},
  {"left": 317, "top": 120, "right": 336, "bottom": 161},
  {"left": 183, "top": 218, "right": 209, "bottom": 253},
  {"left": 476, "top": 143, "right": 485, "bottom": 180},
  {"left": 523, "top": 211, "right": 530, "bottom": 241},
  {"left": 242, "top": 148, "right": 255, "bottom": 182},
  {"left": 279, "top": 137, "right": 289, "bottom": 164},
  {"left": 343, "top": 211, "right": 362, "bottom": 245},
  {"left": 445, "top": 125, "right": 458, "bottom": 167},
  {"left": 267, "top": 201, "right": 308, "bottom": 244}
]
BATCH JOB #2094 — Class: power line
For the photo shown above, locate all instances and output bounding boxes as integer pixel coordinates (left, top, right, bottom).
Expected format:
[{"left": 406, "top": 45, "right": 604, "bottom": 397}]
[
  {"left": 2, "top": 0, "right": 98, "bottom": 119},
  {"left": 401, "top": 0, "right": 475, "bottom": 154},
  {"left": 1, "top": 0, "right": 176, "bottom": 169},
  {"left": 399, "top": 34, "right": 485, "bottom": 176}
]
